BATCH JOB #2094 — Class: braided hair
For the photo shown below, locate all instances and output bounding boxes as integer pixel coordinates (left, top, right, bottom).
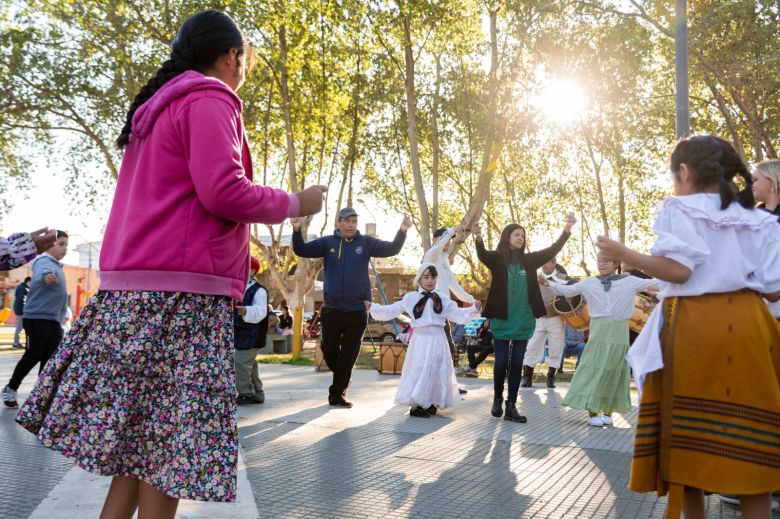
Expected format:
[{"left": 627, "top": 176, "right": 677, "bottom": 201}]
[
  {"left": 670, "top": 135, "right": 755, "bottom": 210},
  {"left": 116, "top": 10, "right": 247, "bottom": 149}
]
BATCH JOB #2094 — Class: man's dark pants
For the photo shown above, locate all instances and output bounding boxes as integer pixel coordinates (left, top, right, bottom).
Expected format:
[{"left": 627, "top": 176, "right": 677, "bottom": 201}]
[{"left": 320, "top": 308, "right": 367, "bottom": 397}]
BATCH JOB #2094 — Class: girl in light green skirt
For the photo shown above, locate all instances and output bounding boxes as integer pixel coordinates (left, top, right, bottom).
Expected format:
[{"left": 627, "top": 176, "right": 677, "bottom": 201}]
[{"left": 542, "top": 254, "right": 657, "bottom": 426}]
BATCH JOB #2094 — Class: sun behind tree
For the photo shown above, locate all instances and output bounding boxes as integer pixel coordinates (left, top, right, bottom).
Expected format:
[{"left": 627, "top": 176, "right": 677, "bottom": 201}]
[{"left": 533, "top": 79, "right": 589, "bottom": 126}]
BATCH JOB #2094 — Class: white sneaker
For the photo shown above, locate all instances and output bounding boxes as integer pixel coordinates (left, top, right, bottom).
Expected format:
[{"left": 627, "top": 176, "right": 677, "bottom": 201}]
[
  {"left": 2, "top": 385, "right": 18, "bottom": 408},
  {"left": 602, "top": 416, "right": 613, "bottom": 426},
  {"left": 588, "top": 416, "right": 604, "bottom": 427}
]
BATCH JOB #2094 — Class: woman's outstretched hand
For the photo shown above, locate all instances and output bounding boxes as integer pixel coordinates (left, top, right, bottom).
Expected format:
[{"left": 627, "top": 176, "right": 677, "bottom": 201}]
[
  {"left": 564, "top": 213, "right": 577, "bottom": 232},
  {"left": 295, "top": 185, "right": 327, "bottom": 217}
]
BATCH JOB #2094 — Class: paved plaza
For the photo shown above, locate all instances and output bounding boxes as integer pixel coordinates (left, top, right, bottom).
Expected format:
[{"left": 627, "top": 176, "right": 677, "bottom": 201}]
[{"left": 0, "top": 343, "right": 760, "bottom": 518}]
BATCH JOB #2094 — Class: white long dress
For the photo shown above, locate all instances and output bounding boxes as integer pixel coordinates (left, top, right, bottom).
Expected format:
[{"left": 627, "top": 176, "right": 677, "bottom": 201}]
[{"left": 369, "top": 289, "right": 479, "bottom": 410}]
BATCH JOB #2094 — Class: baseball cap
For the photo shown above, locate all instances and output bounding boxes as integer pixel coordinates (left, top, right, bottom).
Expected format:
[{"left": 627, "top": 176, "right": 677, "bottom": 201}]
[{"left": 338, "top": 207, "right": 358, "bottom": 219}]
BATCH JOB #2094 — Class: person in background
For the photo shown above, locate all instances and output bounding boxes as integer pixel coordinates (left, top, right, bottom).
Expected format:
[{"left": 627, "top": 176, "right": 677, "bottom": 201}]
[
  {"left": 12, "top": 277, "right": 31, "bottom": 349},
  {"left": 3, "top": 230, "right": 69, "bottom": 408},
  {"left": 234, "top": 256, "right": 268, "bottom": 405},
  {"left": 292, "top": 208, "right": 411, "bottom": 408},
  {"left": 521, "top": 256, "right": 569, "bottom": 389},
  {"left": 424, "top": 226, "right": 475, "bottom": 395},
  {"left": 0, "top": 228, "right": 56, "bottom": 271},
  {"left": 61, "top": 305, "right": 73, "bottom": 335},
  {"left": 463, "top": 319, "right": 494, "bottom": 377},
  {"left": 278, "top": 305, "right": 293, "bottom": 350},
  {"left": 561, "top": 323, "right": 586, "bottom": 372}
]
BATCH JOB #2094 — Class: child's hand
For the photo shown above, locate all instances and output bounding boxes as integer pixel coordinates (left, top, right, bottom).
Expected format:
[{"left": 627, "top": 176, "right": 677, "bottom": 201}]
[
  {"left": 470, "top": 223, "right": 482, "bottom": 239},
  {"left": 295, "top": 185, "right": 327, "bottom": 217},
  {"left": 31, "top": 228, "right": 56, "bottom": 254},
  {"left": 44, "top": 273, "right": 57, "bottom": 285},
  {"left": 290, "top": 217, "right": 301, "bottom": 231},
  {"left": 364, "top": 300, "right": 372, "bottom": 310},
  {"left": 596, "top": 235, "right": 628, "bottom": 261},
  {"left": 538, "top": 275, "right": 550, "bottom": 286},
  {"left": 235, "top": 306, "right": 247, "bottom": 316}
]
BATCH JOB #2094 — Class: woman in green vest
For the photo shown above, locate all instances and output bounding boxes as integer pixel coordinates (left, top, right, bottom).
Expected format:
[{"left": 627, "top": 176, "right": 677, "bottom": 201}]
[{"left": 472, "top": 214, "right": 575, "bottom": 422}]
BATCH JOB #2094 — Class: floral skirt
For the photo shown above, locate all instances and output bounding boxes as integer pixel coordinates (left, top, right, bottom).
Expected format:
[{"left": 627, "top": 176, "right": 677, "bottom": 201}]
[{"left": 15, "top": 290, "right": 238, "bottom": 502}]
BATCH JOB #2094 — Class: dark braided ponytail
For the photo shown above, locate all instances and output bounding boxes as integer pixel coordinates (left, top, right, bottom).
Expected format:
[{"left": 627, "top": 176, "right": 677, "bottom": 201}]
[
  {"left": 670, "top": 135, "right": 755, "bottom": 210},
  {"left": 116, "top": 10, "right": 247, "bottom": 149}
]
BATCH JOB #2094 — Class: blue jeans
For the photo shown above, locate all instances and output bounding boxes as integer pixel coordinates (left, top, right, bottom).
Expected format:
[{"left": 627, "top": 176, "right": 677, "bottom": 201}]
[
  {"left": 562, "top": 341, "right": 586, "bottom": 368},
  {"left": 493, "top": 338, "right": 528, "bottom": 403}
]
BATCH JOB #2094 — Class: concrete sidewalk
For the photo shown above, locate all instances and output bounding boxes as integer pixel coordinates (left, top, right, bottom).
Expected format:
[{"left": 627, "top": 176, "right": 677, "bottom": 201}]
[{"left": 0, "top": 348, "right": 752, "bottom": 518}]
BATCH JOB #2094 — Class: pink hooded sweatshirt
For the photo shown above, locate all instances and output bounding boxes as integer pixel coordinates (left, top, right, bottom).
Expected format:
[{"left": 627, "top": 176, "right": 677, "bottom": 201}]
[{"left": 100, "top": 71, "right": 298, "bottom": 301}]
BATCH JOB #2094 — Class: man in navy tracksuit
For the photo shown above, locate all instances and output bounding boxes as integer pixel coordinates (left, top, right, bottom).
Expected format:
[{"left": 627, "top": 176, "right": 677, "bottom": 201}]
[{"left": 292, "top": 208, "right": 411, "bottom": 407}]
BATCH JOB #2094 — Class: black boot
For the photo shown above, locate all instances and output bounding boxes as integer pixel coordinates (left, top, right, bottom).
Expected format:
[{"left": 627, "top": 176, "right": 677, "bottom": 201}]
[
  {"left": 503, "top": 401, "right": 527, "bottom": 423},
  {"left": 491, "top": 397, "right": 503, "bottom": 417},
  {"left": 520, "top": 365, "right": 534, "bottom": 388},
  {"left": 546, "top": 367, "right": 557, "bottom": 388}
]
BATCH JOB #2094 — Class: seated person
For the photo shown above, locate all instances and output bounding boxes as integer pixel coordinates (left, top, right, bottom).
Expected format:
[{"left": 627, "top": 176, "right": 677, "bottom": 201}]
[
  {"left": 561, "top": 324, "right": 586, "bottom": 372},
  {"left": 451, "top": 323, "right": 466, "bottom": 348},
  {"left": 463, "top": 319, "right": 494, "bottom": 377}
]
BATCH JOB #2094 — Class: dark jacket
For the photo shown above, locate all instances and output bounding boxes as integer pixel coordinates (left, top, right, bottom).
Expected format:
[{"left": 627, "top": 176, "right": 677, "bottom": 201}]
[
  {"left": 476, "top": 231, "right": 571, "bottom": 320},
  {"left": 234, "top": 282, "right": 269, "bottom": 350},
  {"left": 13, "top": 282, "right": 28, "bottom": 315},
  {"left": 293, "top": 228, "right": 406, "bottom": 312},
  {"left": 759, "top": 203, "right": 780, "bottom": 222}
]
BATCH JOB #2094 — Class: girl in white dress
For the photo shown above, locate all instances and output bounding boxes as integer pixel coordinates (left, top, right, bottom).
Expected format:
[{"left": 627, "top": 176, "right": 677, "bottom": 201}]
[{"left": 365, "top": 262, "right": 480, "bottom": 417}]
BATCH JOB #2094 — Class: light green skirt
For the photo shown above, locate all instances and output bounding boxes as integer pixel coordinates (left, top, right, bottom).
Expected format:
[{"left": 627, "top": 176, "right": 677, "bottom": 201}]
[{"left": 561, "top": 317, "right": 631, "bottom": 414}]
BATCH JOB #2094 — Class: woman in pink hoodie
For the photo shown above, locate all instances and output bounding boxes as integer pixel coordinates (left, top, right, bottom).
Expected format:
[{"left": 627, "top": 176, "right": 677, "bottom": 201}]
[{"left": 15, "top": 10, "right": 325, "bottom": 518}]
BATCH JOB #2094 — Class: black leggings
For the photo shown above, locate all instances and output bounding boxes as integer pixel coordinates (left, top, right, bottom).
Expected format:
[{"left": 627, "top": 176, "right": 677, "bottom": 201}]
[
  {"left": 9, "top": 319, "right": 63, "bottom": 390},
  {"left": 493, "top": 338, "right": 528, "bottom": 403}
]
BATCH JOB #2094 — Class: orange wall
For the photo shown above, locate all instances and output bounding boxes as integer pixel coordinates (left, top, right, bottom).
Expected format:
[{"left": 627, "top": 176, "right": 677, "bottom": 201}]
[{"left": 2, "top": 264, "right": 99, "bottom": 324}]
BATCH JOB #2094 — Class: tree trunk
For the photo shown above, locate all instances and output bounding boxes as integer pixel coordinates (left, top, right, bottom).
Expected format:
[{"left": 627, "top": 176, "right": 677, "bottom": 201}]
[
  {"left": 449, "top": 9, "right": 503, "bottom": 258},
  {"left": 584, "top": 131, "right": 611, "bottom": 237},
  {"left": 431, "top": 53, "right": 442, "bottom": 232},
  {"left": 399, "top": 5, "right": 432, "bottom": 250},
  {"left": 278, "top": 24, "right": 298, "bottom": 192}
]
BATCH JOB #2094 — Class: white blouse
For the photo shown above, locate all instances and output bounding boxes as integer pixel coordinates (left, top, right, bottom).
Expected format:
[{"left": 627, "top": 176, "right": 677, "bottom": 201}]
[
  {"left": 629, "top": 193, "right": 780, "bottom": 393},
  {"left": 369, "top": 288, "right": 480, "bottom": 330},
  {"left": 422, "top": 227, "right": 475, "bottom": 304},
  {"left": 650, "top": 194, "right": 780, "bottom": 298},
  {"left": 548, "top": 276, "right": 658, "bottom": 320}
]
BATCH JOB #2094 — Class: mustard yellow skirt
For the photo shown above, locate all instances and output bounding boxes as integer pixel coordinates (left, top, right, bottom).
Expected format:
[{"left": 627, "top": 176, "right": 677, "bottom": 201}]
[{"left": 629, "top": 290, "right": 780, "bottom": 517}]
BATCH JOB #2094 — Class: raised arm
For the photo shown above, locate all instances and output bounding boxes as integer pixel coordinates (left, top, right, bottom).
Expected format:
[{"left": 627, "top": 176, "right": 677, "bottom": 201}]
[
  {"left": 370, "top": 215, "right": 412, "bottom": 258},
  {"left": 422, "top": 226, "right": 457, "bottom": 265},
  {"left": 526, "top": 213, "right": 576, "bottom": 269},
  {"left": 292, "top": 226, "right": 327, "bottom": 258},
  {"left": 472, "top": 224, "right": 500, "bottom": 269}
]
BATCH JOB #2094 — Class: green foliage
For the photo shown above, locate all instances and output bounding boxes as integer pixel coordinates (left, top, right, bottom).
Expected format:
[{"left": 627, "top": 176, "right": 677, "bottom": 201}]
[{"left": 2, "top": 0, "right": 778, "bottom": 279}]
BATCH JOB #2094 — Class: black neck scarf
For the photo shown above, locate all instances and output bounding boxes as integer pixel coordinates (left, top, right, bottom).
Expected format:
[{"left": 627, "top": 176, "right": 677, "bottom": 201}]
[{"left": 413, "top": 290, "right": 443, "bottom": 319}]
